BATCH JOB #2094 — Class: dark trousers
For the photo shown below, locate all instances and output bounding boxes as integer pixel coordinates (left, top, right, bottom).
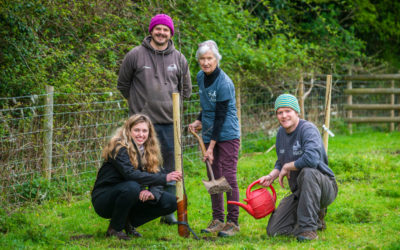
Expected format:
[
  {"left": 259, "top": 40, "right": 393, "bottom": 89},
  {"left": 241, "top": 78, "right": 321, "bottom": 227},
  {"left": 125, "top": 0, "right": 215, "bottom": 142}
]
[
  {"left": 266, "top": 168, "right": 338, "bottom": 236},
  {"left": 206, "top": 139, "right": 240, "bottom": 224},
  {"left": 154, "top": 124, "right": 175, "bottom": 174},
  {"left": 92, "top": 181, "right": 177, "bottom": 231}
]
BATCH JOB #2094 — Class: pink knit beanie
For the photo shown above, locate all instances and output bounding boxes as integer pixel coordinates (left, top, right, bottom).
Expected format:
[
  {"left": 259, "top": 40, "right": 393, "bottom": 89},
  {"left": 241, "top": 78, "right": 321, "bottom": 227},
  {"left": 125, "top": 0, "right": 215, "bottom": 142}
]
[{"left": 148, "top": 14, "right": 174, "bottom": 36}]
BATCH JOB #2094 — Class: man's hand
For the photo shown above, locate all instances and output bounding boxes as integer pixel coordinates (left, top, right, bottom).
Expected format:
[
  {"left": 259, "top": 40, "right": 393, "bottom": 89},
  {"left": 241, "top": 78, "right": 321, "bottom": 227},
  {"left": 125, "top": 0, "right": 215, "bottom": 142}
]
[
  {"left": 139, "top": 190, "right": 155, "bottom": 202},
  {"left": 259, "top": 169, "right": 280, "bottom": 187},
  {"left": 278, "top": 167, "right": 290, "bottom": 188},
  {"left": 278, "top": 162, "right": 297, "bottom": 188},
  {"left": 259, "top": 175, "right": 274, "bottom": 187}
]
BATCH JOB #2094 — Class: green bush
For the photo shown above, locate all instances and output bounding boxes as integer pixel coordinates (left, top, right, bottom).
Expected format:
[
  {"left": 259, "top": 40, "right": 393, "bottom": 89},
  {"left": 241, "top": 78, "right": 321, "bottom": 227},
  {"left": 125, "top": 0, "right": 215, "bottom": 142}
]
[
  {"left": 3, "top": 0, "right": 394, "bottom": 97},
  {"left": 15, "top": 174, "right": 93, "bottom": 203}
]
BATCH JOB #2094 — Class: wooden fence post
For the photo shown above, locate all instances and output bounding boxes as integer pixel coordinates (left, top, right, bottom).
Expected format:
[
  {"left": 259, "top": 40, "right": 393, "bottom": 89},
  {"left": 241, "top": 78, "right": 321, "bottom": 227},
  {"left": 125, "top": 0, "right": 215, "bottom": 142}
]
[
  {"left": 390, "top": 80, "right": 395, "bottom": 132},
  {"left": 298, "top": 75, "right": 305, "bottom": 119},
  {"left": 323, "top": 75, "right": 332, "bottom": 153},
  {"left": 347, "top": 69, "right": 353, "bottom": 134},
  {"left": 43, "top": 85, "right": 54, "bottom": 180},
  {"left": 235, "top": 78, "right": 242, "bottom": 149}
]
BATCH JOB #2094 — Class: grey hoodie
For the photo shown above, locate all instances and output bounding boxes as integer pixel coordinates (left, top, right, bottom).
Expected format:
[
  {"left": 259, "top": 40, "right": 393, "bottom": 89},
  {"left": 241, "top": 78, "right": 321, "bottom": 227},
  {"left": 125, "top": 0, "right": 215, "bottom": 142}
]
[{"left": 117, "top": 36, "right": 192, "bottom": 124}]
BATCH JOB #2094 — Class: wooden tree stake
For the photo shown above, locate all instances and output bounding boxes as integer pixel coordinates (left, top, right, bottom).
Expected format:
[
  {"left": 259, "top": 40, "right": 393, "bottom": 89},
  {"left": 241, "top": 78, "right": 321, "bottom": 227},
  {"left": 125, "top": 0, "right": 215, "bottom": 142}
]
[
  {"left": 298, "top": 75, "right": 305, "bottom": 119},
  {"left": 172, "top": 93, "right": 189, "bottom": 237},
  {"left": 323, "top": 75, "right": 332, "bottom": 153}
]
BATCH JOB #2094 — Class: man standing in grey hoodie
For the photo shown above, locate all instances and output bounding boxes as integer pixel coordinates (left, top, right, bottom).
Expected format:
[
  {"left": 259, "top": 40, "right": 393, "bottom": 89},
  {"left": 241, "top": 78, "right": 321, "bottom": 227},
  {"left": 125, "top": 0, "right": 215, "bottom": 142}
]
[{"left": 117, "top": 14, "right": 192, "bottom": 225}]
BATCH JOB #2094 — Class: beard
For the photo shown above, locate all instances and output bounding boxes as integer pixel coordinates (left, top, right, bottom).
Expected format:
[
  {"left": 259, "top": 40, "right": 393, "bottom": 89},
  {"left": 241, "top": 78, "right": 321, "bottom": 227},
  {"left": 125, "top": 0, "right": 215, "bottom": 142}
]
[{"left": 152, "top": 34, "right": 169, "bottom": 47}]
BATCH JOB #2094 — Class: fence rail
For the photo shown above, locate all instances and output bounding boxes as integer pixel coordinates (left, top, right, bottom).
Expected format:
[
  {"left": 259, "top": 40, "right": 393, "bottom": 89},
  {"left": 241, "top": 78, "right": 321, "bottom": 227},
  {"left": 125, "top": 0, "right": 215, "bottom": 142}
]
[
  {"left": 345, "top": 117, "right": 400, "bottom": 123},
  {"left": 344, "top": 104, "right": 400, "bottom": 110},
  {"left": 344, "top": 88, "right": 400, "bottom": 94},
  {"left": 1, "top": 74, "right": 398, "bottom": 206},
  {"left": 345, "top": 74, "right": 399, "bottom": 133}
]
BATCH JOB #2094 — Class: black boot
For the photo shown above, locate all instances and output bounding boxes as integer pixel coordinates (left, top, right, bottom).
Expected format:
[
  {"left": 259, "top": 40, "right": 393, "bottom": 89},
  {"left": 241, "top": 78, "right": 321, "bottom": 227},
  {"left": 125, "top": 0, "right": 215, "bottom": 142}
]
[
  {"left": 160, "top": 185, "right": 177, "bottom": 225},
  {"left": 125, "top": 217, "right": 142, "bottom": 237},
  {"left": 106, "top": 223, "right": 130, "bottom": 240}
]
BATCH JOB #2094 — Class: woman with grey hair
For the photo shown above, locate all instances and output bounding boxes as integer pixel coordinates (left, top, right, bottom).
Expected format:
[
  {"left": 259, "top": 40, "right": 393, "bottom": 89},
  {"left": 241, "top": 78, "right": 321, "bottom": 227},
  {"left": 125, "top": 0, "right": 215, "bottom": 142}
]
[{"left": 189, "top": 40, "right": 241, "bottom": 237}]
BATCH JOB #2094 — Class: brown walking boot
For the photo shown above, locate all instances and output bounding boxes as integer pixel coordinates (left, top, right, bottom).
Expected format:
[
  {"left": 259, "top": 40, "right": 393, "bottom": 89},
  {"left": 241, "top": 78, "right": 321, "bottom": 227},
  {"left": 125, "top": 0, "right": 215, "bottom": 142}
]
[
  {"left": 218, "top": 221, "right": 240, "bottom": 237},
  {"left": 201, "top": 219, "right": 225, "bottom": 233},
  {"left": 297, "top": 231, "right": 318, "bottom": 242},
  {"left": 318, "top": 208, "right": 327, "bottom": 231}
]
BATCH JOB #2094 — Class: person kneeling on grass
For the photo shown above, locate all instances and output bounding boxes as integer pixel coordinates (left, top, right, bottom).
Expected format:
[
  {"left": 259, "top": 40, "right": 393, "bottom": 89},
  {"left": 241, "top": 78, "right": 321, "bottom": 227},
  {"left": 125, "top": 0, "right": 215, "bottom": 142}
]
[
  {"left": 258, "top": 94, "right": 338, "bottom": 242},
  {"left": 91, "top": 114, "right": 182, "bottom": 240}
]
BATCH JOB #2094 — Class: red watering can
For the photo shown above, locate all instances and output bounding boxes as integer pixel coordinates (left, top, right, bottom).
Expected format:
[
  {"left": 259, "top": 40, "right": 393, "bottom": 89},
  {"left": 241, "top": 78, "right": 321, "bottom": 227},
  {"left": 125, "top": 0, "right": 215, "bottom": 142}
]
[{"left": 228, "top": 180, "right": 276, "bottom": 219}]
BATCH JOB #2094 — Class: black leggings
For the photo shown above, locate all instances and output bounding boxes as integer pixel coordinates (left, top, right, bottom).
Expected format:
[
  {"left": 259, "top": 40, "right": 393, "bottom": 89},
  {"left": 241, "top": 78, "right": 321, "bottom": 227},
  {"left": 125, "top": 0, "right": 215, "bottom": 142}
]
[{"left": 92, "top": 181, "right": 177, "bottom": 231}]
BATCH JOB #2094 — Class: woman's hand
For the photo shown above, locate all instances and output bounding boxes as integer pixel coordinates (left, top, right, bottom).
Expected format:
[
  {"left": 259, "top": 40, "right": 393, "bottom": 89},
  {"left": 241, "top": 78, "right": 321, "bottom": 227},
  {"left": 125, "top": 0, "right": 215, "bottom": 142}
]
[
  {"left": 139, "top": 190, "right": 155, "bottom": 202},
  {"left": 203, "top": 140, "right": 216, "bottom": 164},
  {"left": 204, "top": 147, "right": 214, "bottom": 164},
  {"left": 166, "top": 171, "right": 182, "bottom": 182},
  {"left": 188, "top": 120, "right": 202, "bottom": 133}
]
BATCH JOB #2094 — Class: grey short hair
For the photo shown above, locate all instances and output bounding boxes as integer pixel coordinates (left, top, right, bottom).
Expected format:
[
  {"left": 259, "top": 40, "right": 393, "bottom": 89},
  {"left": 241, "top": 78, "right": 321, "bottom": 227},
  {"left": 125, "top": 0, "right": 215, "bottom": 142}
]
[{"left": 196, "top": 40, "right": 222, "bottom": 65}]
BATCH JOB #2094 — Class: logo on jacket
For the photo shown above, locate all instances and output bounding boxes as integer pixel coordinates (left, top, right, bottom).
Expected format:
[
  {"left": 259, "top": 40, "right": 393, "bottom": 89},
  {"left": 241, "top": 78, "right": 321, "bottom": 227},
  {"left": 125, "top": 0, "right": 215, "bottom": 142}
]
[
  {"left": 167, "top": 64, "right": 177, "bottom": 72},
  {"left": 293, "top": 140, "right": 303, "bottom": 156},
  {"left": 208, "top": 90, "right": 217, "bottom": 102}
]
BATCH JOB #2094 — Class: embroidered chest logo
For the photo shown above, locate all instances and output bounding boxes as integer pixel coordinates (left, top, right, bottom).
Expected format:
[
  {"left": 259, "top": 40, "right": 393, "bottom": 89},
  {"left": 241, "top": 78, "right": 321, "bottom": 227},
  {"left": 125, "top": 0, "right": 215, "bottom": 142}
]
[
  {"left": 279, "top": 149, "right": 285, "bottom": 154},
  {"left": 293, "top": 140, "right": 303, "bottom": 156},
  {"left": 167, "top": 64, "right": 177, "bottom": 72},
  {"left": 207, "top": 90, "right": 217, "bottom": 102}
]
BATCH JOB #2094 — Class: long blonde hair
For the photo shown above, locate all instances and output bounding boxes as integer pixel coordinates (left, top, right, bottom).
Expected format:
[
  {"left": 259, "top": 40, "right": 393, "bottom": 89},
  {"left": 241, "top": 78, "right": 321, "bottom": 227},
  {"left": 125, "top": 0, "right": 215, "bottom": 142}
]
[{"left": 102, "top": 114, "right": 162, "bottom": 173}]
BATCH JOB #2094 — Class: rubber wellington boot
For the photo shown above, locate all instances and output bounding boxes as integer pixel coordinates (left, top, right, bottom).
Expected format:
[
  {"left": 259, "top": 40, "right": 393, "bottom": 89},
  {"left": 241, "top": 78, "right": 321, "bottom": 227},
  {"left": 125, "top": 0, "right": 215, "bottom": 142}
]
[{"left": 160, "top": 185, "right": 177, "bottom": 225}]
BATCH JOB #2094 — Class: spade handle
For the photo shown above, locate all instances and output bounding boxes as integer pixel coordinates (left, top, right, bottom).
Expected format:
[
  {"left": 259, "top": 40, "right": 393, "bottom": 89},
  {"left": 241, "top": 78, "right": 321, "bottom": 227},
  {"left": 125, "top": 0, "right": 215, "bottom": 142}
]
[{"left": 189, "top": 127, "right": 216, "bottom": 181}]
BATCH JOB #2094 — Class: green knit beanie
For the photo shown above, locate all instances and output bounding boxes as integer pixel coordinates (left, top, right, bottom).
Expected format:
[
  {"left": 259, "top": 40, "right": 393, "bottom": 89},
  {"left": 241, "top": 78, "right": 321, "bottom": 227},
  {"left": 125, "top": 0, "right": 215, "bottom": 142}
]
[{"left": 274, "top": 94, "right": 301, "bottom": 114}]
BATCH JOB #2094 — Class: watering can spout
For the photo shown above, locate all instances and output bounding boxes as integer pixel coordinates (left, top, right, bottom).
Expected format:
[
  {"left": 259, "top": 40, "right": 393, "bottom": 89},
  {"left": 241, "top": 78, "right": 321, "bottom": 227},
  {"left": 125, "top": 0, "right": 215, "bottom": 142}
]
[{"left": 227, "top": 201, "right": 254, "bottom": 216}]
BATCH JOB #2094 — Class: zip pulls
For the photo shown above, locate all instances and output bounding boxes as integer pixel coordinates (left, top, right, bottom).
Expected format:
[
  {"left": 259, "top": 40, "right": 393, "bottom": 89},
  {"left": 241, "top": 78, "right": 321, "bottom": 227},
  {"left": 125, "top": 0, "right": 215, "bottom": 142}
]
[{"left": 162, "top": 51, "right": 167, "bottom": 85}]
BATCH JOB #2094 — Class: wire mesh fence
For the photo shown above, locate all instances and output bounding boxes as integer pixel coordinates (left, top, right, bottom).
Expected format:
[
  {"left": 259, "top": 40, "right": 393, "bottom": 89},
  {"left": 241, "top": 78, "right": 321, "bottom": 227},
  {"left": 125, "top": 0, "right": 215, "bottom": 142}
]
[{"left": 1, "top": 74, "right": 398, "bottom": 205}]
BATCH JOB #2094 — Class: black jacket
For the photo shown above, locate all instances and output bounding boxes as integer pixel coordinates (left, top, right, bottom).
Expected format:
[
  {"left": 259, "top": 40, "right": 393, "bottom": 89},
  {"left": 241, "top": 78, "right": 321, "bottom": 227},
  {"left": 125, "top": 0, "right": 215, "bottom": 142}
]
[{"left": 91, "top": 146, "right": 167, "bottom": 203}]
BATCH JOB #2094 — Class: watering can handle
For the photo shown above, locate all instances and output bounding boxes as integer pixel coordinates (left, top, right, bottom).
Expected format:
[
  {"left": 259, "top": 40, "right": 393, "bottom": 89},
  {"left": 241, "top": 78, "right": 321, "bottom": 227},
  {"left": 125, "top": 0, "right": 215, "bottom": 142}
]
[{"left": 247, "top": 180, "right": 277, "bottom": 202}]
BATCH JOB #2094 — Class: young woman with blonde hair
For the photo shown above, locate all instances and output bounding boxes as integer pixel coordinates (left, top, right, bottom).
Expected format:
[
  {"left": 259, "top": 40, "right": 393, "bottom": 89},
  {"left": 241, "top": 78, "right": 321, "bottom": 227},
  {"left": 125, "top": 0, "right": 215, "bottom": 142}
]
[{"left": 91, "top": 114, "right": 182, "bottom": 240}]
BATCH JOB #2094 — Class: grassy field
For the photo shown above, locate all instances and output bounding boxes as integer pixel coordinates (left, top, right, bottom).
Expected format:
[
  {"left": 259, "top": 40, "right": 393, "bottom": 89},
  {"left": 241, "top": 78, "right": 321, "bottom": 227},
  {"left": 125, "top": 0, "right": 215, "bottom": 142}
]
[{"left": 1, "top": 132, "right": 400, "bottom": 249}]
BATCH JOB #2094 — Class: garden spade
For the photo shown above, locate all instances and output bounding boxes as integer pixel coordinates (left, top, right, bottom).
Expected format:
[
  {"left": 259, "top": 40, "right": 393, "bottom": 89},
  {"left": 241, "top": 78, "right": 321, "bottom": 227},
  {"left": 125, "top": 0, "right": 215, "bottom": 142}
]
[{"left": 189, "top": 128, "right": 232, "bottom": 195}]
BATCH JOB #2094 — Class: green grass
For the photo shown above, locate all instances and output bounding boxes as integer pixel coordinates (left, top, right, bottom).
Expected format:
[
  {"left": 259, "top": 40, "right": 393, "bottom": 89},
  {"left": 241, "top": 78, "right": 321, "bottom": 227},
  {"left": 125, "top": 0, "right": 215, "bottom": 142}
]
[{"left": 1, "top": 132, "right": 400, "bottom": 249}]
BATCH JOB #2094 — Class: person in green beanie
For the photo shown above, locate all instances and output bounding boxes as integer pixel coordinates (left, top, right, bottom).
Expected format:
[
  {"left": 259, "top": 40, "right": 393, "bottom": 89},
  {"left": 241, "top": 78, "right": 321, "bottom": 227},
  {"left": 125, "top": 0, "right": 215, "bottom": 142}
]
[{"left": 257, "top": 94, "right": 338, "bottom": 241}]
